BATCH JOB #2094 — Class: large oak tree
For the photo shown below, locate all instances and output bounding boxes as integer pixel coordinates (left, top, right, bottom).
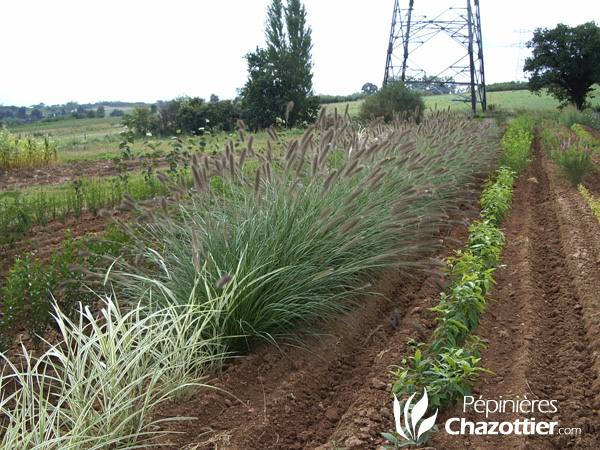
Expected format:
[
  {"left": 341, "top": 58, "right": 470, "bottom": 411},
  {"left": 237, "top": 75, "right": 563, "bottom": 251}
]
[{"left": 524, "top": 22, "right": 600, "bottom": 110}]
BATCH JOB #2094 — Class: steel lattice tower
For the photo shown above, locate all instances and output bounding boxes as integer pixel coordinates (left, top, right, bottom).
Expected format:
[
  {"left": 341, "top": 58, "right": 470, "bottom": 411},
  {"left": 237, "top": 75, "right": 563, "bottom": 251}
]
[{"left": 384, "top": 0, "right": 487, "bottom": 115}]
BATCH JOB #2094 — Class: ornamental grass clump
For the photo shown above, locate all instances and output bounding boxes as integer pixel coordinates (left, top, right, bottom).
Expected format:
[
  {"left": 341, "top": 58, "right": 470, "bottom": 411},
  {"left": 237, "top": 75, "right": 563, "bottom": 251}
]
[
  {"left": 97, "top": 109, "right": 501, "bottom": 354},
  {"left": 0, "top": 296, "right": 221, "bottom": 449}
]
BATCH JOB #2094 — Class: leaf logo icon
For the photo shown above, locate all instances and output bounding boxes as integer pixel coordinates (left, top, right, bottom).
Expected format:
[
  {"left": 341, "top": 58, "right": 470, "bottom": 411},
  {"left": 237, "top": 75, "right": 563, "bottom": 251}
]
[{"left": 394, "top": 388, "right": 438, "bottom": 443}]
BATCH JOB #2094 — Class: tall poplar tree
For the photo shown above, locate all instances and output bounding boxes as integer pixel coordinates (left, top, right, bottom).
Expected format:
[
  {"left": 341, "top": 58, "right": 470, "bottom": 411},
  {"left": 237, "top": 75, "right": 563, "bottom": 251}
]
[{"left": 240, "top": 0, "right": 319, "bottom": 130}]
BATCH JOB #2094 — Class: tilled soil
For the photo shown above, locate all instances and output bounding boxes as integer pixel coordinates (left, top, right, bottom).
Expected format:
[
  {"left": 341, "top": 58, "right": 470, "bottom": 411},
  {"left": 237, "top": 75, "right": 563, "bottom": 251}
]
[
  {"left": 0, "top": 158, "right": 173, "bottom": 191},
  {"left": 435, "top": 134, "right": 600, "bottom": 449},
  {"left": 139, "top": 134, "right": 600, "bottom": 449}
]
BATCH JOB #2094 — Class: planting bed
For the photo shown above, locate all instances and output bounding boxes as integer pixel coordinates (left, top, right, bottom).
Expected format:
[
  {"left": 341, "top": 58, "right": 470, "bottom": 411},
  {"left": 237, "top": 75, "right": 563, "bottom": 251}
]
[{"left": 136, "top": 133, "right": 600, "bottom": 449}]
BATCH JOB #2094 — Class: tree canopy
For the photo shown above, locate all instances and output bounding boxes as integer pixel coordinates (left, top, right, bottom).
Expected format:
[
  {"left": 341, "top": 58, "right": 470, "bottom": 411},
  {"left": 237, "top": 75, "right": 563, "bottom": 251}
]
[
  {"left": 240, "top": 0, "right": 319, "bottom": 130},
  {"left": 524, "top": 21, "right": 600, "bottom": 110}
]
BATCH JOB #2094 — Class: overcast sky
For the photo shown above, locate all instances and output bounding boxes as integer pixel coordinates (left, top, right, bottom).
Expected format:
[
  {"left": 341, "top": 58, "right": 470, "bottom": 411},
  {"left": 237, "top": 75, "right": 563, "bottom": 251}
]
[{"left": 1, "top": 1, "right": 597, "bottom": 107}]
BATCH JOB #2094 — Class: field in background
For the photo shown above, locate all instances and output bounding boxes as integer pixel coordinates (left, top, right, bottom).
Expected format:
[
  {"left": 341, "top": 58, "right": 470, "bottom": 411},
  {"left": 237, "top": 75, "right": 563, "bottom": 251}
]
[
  {"left": 5, "top": 87, "right": 599, "bottom": 167},
  {"left": 326, "top": 86, "right": 600, "bottom": 119}
]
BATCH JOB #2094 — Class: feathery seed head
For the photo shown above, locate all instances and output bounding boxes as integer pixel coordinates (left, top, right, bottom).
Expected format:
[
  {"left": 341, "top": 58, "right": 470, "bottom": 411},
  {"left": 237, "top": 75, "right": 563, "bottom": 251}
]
[
  {"left": 99, "top": 209, "right": 113, "bottom": 219},
  {"left": 216, "top": 275, "right": 234, "bottom": 289}
]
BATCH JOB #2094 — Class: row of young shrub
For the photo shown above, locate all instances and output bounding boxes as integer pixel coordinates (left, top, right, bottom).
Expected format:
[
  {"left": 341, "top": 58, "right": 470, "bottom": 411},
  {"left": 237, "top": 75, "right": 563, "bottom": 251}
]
[
  {"left": 0, "top": 176, "right": 168, "bottom": 244},
  {"left": 540, "top": 120, "right": 597, "bottom": 186},
  {"left": 0, "top": 110, "right": 502, "bottom": 449},
  {"left": 578, "top": 184, "right": 600, "bottom": 224},
  {"left": 0, "top": 225, "right": 133, "bottom": 351},
  {"left": 385, "top": 115, "right": 535, "bottom": 447}
]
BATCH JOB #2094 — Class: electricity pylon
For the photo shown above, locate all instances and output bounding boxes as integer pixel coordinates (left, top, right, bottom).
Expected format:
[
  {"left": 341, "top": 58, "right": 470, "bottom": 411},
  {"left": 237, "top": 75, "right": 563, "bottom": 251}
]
[{"left": 384, "top": 0, "right": 487, "bottom": 115}]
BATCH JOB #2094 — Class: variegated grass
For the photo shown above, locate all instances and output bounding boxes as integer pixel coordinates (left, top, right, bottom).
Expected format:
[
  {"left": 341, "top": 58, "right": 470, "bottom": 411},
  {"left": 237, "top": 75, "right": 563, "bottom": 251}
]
[{"left": 0, "top": 295, "right": 224, "bottom": 449}]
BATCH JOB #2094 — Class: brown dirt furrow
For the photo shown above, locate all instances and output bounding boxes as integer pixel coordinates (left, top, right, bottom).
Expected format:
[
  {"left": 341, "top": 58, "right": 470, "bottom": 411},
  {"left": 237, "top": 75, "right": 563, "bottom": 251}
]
[
  {"left": 435, "top": 137, "right": 600, "bottom": 449},
  {"left": 0, "top": 158, "right": 173, "bottom": 191}
]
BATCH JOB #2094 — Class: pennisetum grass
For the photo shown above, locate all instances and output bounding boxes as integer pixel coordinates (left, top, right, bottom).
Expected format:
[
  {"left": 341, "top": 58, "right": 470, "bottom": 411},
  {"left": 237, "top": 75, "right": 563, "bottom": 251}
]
[{"left": 95, "top": 108, "right": 501, "bottom": 357}]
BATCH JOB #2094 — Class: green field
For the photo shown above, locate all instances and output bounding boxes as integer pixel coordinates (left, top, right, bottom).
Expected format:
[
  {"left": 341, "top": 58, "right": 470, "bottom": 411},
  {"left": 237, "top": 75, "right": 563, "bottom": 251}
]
[{"left": 325, "top": 86, "right": 600, "bottom": 119}]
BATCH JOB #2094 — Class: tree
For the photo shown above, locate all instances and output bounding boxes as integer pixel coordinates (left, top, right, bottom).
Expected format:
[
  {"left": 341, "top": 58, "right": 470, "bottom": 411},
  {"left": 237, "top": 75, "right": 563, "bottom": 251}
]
[
  {"left": 132, "top": 106, "right": 152, "bottom": 135},
  {"left": 31, "top": 109, "right": 43, "bottom": 120},
  {"left": 524, "top": 22, "right": 600, "bottom": 110},
  {"left": 96, "top": 106, "right": 105, "bottom": 118},
  {"left": 361, "top": 83, "right": 378, "bottom": 95},
  {"left": 155, "top": 99, "right": 182, "bottom": 136},
  {"left": 240, "top": 0, "right": 319, "bottom": 130},
  {"left": 177, "top": 97, "right": 206, "bottom": 135}
]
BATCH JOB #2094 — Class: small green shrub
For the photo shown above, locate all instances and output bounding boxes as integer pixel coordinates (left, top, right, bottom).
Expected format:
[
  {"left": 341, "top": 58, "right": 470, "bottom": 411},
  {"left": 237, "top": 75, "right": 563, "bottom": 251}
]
[
  {"left": 579, "top": 184, "right": 600, "bottom": 223},
  {"left": 390, "top": 337, "right": 489, "bottom": 411},
  {"left": 359, "top": 81, "right": 425, "bottom": 122},
  {"left": 0, "top": 226, "right": 132, "bottom": 350}
]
